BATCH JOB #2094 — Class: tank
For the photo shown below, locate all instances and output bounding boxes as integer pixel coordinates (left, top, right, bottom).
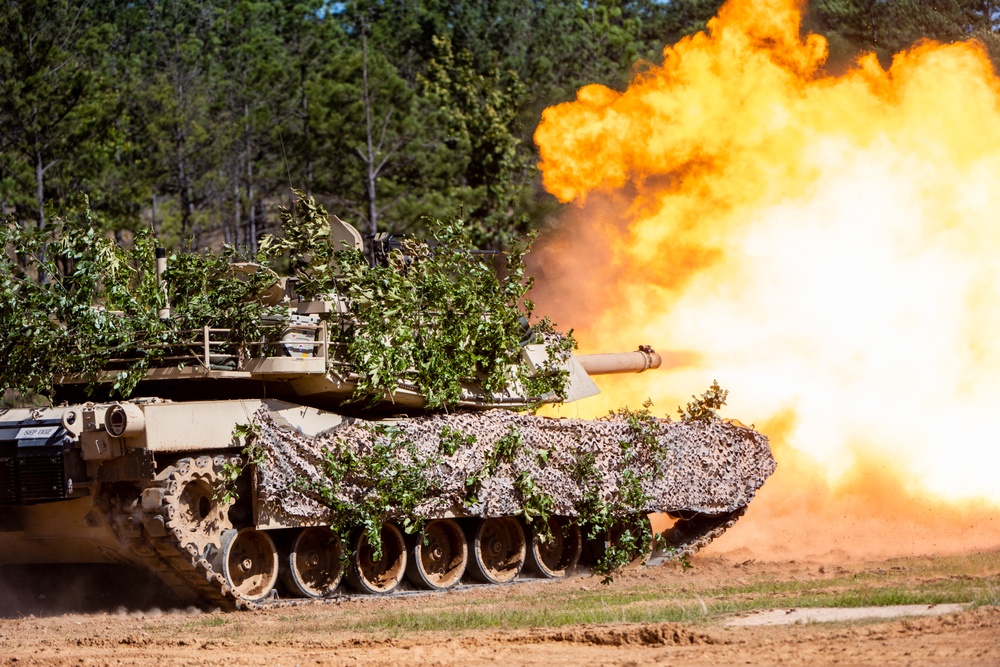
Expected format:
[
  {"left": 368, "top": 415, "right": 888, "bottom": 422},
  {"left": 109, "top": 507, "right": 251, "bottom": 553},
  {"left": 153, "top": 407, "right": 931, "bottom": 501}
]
[{"left": 0, "top": 208, "right": 776, "bottom": 609}]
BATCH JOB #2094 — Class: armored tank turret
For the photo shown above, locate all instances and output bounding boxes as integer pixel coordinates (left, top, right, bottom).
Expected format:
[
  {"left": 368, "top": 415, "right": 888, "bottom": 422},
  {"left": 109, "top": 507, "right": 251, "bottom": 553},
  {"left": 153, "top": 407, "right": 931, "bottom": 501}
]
[{"left": 0, "top": 199, "right": 775, "bottom": 608}]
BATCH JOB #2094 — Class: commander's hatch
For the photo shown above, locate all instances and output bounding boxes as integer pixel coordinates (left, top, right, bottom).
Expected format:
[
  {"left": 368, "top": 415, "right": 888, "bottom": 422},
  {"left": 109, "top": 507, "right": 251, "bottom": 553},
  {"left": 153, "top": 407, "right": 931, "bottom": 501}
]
[{"left": 331, "top": 215, "right": 363, "bottom": 252}]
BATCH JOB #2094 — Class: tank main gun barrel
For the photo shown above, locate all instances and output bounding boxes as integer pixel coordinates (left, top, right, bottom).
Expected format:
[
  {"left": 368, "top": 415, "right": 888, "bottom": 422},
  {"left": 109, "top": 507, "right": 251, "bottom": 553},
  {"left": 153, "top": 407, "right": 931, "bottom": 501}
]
[{"left": 575, "top": 346, "right": 662, "bottom": 375}]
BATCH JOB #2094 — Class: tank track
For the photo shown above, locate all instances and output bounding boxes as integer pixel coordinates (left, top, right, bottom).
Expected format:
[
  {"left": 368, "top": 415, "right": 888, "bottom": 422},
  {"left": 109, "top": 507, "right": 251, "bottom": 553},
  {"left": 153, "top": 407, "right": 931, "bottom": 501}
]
[
  {"left": 107, "top": 457, "right": 749, "bottom": 611},
  {"left": 109, "top": 455, "right": 242, "bottom": 611},
  {"left": 648, "top": 505, "right": 746, "bottom": 565}
]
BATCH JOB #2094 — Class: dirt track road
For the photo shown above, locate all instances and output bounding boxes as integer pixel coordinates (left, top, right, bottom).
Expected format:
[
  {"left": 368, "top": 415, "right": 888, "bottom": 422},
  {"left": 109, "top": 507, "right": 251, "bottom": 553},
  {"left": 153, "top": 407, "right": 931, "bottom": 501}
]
[
  {"left": 2, "top": 553, "right": 998, "bottom": 667},
  {"left": 1, "top": 607, "right": 998, "bottom": 667}
]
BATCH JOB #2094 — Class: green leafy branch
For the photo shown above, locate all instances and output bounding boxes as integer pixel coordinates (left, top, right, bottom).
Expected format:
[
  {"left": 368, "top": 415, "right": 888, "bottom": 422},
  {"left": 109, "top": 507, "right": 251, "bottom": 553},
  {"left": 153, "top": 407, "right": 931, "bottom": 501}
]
[
  {"left": 215, "top": 422, "right": 264, "bottom": 504},
  {"left": 301, "top": 425, "right": 437, "bottom": 560},
  {"left": 260, "top": 193, "right": 576, "bottom": 409},
  {"left": 0, "top": 192, "right": 574, "bottom": 411},
  {"left": 678, "top": 380, "right": 729, "bottom": 422}
]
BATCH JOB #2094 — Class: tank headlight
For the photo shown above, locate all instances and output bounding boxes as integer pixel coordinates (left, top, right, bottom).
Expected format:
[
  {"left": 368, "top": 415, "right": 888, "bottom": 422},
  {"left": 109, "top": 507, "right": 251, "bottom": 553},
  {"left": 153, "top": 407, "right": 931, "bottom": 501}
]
[{"left": 104, "top": 403, "right": 145, "bottom": 438}]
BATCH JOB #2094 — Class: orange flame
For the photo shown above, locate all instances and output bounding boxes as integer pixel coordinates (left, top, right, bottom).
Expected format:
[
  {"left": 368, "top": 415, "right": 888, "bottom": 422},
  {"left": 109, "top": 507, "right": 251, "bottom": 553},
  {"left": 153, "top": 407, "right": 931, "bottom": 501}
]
[{"left": 531, "top": 0, "right": 1000, "bottom": 558}]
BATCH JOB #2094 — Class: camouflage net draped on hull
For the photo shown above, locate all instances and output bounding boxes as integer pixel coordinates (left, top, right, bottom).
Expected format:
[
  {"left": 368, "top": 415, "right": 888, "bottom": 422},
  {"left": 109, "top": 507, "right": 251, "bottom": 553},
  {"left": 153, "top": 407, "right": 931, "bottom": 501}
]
[{"left": 252, "top": 407, "right": 776, "bottom": 526}]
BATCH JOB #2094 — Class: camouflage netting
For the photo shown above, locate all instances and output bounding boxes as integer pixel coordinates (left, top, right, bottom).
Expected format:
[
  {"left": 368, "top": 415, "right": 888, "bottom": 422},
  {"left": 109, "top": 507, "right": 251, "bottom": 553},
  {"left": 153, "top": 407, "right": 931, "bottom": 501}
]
[{"left": 252, "top": 406, "right": 776, "bottom": 526}]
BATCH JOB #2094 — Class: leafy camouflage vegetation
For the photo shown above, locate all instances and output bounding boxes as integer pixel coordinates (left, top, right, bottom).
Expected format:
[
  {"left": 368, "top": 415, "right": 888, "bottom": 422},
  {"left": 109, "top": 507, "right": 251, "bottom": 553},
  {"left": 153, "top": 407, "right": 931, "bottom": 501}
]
[{"left": 0, "top": 192, "right": 573, "bottom": 408}]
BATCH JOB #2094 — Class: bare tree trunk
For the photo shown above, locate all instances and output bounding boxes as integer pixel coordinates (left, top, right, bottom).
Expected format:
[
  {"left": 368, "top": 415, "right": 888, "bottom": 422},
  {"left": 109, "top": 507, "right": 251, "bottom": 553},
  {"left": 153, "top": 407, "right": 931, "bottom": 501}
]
[
  {"left": 34, "top": 136, "right": 49, "bottom": 284},
  {"left": 248, "top": 180, "right": 257, "bottom": 251},
  {"left": 301, "top": 64, "right": 313, "bottom": 195},
  {"left": 174, "top": 75, "right": 195, "bottom": 239},
  {"left": 361, "top": 30, "right": 378, "bottom": 241},
  {"left": 151, "top": 193, "right": 159, "bottom": 238},
  {"left": 866, "top": 0, "right": 878, "bottom": 48},
  {"left": 245, "top": 102, "right": 257, "bottom": 251},
  {"left": 232, "top": 176, "right": 241, "bottom": 247},
  {"left": 177, "top": 139, "right": 191, "bottom": 237},
  {"left": 35, "top": 146, "right": 45, "bottom": 231},
  {"left": 176, "top": 130, "right": 190, "bottom": 238}
]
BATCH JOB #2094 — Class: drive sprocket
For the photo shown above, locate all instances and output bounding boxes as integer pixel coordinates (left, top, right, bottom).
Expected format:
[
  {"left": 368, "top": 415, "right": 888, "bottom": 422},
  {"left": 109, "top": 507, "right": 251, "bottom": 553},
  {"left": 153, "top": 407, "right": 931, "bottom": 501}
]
[
  {"left": 158, "top": 455, "right": 233, "bottom": 562},
  {"left": 123, "top": 454, "right": 244, "bottom": 609}
]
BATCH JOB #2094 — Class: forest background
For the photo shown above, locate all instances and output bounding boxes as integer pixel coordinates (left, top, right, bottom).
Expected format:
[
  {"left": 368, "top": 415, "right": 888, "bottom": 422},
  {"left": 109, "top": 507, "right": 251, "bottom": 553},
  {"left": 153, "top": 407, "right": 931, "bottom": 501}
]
[{"left": 2, "top": 0, "right": 1000, "bottom": 252}]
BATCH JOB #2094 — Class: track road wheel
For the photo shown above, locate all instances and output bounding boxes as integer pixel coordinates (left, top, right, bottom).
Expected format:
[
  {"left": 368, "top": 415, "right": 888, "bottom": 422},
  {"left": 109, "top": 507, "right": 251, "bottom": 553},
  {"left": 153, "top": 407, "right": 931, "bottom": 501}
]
[
  {"left": 282, "top": 527, "right": 344, "bottom": 598},
  {"left": 221, "top": 528, "right": 279, "bottom": 602},
  {"left": 582, "top": 515, "right": 653, "bottom": 571},
  {"left": 525, "top": 516, "right": 582, "bottom": 578},
  {"left": 347, "top": 523, "right": 407, "bottom": 594},
  {"left": 467, "top": 517, "right": 526, "bottom": 584},
  {"left": 406, "top": 519, "right": 467, "bottom": 590}
]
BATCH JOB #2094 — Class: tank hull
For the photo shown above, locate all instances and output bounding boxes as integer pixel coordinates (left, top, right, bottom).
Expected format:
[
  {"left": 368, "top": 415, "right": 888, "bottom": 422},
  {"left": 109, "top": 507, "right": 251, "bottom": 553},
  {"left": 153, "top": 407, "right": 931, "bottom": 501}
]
[{"left": 0, "top": 398, "right": 775, "bottom": 609}]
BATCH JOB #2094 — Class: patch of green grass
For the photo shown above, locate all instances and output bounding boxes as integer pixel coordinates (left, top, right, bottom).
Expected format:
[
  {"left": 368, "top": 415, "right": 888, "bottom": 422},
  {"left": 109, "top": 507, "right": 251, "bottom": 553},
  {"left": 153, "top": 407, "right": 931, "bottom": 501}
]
[
  {"left": 314, "top": 550, "right": 1000, "bottom": 634},
  {"left": 337, "top": 582, "right": 984, "bottom": 634},
  {"left": 710, "top": 575, "right": 992, "bottom": 609},
  {"left": 350, "top": 604, "right": 700, "bottom": 632},
  {"left": 138, "top": 550, "right": 999, "bottom": 639}
]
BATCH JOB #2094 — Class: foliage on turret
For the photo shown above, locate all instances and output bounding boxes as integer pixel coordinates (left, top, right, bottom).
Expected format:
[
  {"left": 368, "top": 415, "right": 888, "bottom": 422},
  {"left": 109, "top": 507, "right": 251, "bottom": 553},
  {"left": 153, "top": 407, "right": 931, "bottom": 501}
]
[{"left": 0, "top": 192, "right": 574, "bottom": 408}]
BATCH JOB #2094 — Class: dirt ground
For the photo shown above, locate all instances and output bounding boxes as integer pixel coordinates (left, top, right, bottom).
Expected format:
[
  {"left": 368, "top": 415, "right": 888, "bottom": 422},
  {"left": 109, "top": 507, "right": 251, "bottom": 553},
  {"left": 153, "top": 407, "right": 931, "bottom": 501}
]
[{"left": 2, "top": 553, "right": 998, "bottom": 667}]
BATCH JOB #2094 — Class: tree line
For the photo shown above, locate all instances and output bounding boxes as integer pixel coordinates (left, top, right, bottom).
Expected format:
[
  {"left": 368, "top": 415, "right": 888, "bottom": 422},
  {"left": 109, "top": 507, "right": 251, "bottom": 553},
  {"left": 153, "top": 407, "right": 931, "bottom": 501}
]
[{"left": 1, "top": 0, "right": 997, "bottom": 252}]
